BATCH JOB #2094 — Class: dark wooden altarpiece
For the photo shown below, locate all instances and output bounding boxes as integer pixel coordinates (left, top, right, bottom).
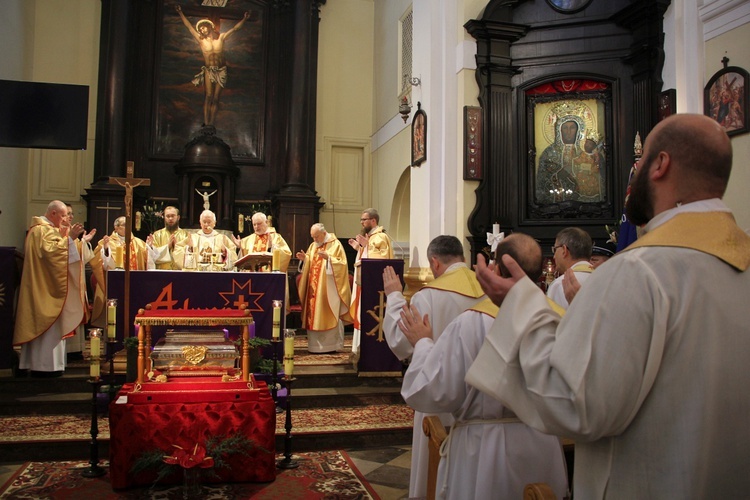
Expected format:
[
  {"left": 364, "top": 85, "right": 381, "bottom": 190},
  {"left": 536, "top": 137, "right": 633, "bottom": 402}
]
[
  {"left": 85, "top": 0, "right": 325, "bottom": 255},
  {"left": 465, "top": 0, "right": 671, "bottom": 261}
]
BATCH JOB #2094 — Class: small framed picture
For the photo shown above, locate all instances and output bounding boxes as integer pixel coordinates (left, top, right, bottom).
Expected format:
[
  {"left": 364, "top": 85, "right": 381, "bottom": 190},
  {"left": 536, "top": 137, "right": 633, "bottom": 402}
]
[
  {"left": 658, "top": 89, "right": 676, "bottom": 122},
  {"left": 704, "top": 65, "right": 749, "bottom": 137},
  {"left": 463, "top": 106, "right": 483, "bottom": 180},
  {"left": 411, "top": 102, "right": 427, "bottom": 167}
]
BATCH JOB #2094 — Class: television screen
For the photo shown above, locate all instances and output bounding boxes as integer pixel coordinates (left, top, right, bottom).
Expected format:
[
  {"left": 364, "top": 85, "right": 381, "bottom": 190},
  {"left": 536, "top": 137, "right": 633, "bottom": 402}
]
[{"left": 0, "top": 79, "right": 89, "bottom": 150}]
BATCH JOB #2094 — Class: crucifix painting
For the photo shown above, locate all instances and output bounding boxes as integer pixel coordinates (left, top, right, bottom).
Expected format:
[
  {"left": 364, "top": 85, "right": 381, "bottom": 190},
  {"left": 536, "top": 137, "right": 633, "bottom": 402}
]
[{"left": 154, "top": 0, "right": 266, "bottom": 159}]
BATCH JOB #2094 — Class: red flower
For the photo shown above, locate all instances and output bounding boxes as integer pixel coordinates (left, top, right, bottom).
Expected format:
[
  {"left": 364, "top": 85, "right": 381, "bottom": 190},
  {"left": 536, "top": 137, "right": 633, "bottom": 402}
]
[{"left": 163, "top": 443, "right": 215, "bottom": 469}]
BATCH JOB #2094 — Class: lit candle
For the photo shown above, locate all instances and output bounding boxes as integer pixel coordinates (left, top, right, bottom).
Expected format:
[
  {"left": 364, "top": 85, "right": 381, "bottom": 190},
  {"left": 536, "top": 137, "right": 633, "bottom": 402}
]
[
  {"left": 283, "top": 329, "right": 295, "bottom": 377},
  {"left": 492, "top": 223, "right": 500, "bottom": 235},
  {"left": 89, "top": 328, "right": 101, "bottom": 379},
  {"left": 135, "top": 211, "right": 142, "bottom": 231},
  {"left": 272, "top": 300, "right": 282, "bottom": 339},
  {"left": 272, "top": 247, "right": 281, "bottom": 272},
  {"left": 238, "top": 214, "right": 244, "bottom": 234},
  {"left": 114, "top": 245, "right": 124, "bottom": 269},
  {"left": 107, "top": 299, "right": 117, "bottom": 339}
]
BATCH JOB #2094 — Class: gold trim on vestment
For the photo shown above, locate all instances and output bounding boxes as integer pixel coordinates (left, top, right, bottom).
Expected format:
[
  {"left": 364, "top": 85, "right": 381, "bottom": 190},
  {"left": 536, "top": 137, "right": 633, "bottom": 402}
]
[
  {"left": 467, "top": 297, "right": 500, "bottom": 318},
  {"left": 420, "top": 266, "right": 484, "bottom": 298},
  {"left": 623, "top": 212, "right": 750, "bottom": 271}
]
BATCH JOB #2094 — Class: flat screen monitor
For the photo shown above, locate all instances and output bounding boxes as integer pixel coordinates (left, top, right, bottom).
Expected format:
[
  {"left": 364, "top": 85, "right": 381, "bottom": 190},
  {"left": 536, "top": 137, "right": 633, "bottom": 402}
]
[{"left": 0, "top": 79, "right": 89, "bottom": 150}]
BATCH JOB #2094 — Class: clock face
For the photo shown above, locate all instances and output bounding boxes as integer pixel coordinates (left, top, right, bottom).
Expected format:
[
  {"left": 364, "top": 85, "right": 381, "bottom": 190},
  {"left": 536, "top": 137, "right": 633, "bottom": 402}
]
[{"left": 546, "top": 0, "right": 593, "bottom": 14}]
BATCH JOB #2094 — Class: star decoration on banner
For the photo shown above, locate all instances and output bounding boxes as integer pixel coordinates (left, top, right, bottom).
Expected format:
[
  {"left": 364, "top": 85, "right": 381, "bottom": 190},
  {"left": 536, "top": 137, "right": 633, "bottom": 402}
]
[{"left": 218, "top": 279, "right": 265, "bottom": 312}]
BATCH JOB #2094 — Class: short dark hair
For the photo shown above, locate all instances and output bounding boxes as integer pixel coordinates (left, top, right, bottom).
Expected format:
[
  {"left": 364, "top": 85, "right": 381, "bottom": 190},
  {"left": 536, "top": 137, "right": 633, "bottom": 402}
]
[
  {"left": 362, "top": 208, "right": 379, "bottom": 224},
  {"left": 555, "top": 227, "right": 592, "bottom": 260},
  {"left": 426, "top": 235, "right": 464, "bottom": 263},
  {"left": 495, "top": 233, "right": 542, "bottom": 280}
]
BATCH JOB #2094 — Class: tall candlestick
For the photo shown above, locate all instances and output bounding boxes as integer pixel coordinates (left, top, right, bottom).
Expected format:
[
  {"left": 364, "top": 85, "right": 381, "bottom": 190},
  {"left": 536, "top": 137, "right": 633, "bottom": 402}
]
[
  {"left": 272, "top": 247, "right": 281, "bottom": 272},
  {"left": 106, "top": 298, "right": 117, "bottom": 339},
  {"left": 272, "top": 300, "right": 282, "bottom": 339},
  {"left": 283, "top": 329, "right": 295, "bottom": 377}
]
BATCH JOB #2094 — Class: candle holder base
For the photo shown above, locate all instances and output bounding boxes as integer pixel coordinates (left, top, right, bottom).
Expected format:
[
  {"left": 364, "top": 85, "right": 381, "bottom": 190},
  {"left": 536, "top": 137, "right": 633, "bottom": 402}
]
[
  {"left": 81, "top": 378, "right": 106, "bottom": 478},
  {"left": 276, "top": 456, "right": 299, "bottom": 469},
  {"left": 81, "top": 463, "right": 107, "bottom": 478}
]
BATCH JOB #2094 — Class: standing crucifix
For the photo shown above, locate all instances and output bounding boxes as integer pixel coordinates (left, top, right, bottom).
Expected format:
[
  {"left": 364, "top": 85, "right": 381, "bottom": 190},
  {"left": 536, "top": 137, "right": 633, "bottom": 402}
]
[{"left": 109, "top": 161, "right": 151, "bottom": 338}]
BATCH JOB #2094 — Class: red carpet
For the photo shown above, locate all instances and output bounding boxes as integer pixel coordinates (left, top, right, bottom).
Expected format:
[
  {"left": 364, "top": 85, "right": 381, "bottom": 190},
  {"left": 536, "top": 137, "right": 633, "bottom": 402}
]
[
  {"left": 0, "top": 404, "right": 413, "bottom": 443},
  {"left": 0, "top": 451, "right": 380, "bottom": 499}
]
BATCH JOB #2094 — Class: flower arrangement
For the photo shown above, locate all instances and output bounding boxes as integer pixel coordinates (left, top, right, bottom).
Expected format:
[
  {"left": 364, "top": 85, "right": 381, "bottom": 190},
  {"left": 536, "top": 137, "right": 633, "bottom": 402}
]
[
  {"left": 137, "top": 199, "right": 166, "bottom": 234},
  {"left": 131, "top": 432, "right": 269, "bottom": 487}
]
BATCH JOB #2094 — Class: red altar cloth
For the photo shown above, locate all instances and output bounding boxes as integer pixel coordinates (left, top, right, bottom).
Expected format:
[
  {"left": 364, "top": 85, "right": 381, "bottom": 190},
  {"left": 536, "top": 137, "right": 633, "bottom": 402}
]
[{"left": 108, "top": 380, "right": 276, "bottom": 489}]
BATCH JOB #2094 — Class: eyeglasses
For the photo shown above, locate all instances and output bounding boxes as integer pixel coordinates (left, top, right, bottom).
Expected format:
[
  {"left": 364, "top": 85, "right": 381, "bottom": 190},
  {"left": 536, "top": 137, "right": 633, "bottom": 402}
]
[
  {"left": 551, "top": 244, "right": 564, "bottom": 254},
  {"left": 360, "top": 218, "right": 372, "bottom": 222}
]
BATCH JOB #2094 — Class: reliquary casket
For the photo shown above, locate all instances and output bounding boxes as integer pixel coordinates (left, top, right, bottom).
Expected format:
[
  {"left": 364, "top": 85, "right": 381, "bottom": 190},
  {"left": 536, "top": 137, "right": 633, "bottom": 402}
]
[{"left": 150, "top": 330, "right": 239, "bottom": 376}]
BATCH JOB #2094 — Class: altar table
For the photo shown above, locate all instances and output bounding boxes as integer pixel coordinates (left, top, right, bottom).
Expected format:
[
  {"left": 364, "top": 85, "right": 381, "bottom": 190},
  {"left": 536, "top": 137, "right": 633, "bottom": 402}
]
[{"left": 108, "top": 379, "right": 276, "bottom": 489}]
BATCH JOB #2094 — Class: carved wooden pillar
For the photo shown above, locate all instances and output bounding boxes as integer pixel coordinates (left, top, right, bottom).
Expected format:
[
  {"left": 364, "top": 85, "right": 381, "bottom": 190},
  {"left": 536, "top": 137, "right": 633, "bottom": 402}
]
[
  {"left": 615, "top": 0, "right": 671, "bottom": 140},
  {"left": 275, "top": 0, "right": 324, "bottom": 258},
  {"left": 465, "top": 19, "right": 527, "bottom": 263}
]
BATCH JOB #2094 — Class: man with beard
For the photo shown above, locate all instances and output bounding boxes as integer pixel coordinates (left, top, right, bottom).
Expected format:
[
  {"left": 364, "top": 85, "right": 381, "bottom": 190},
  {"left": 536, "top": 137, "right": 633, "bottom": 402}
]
[
  {"left": 348, "top": 208, "right": 394, "bottom": 359},
  {"left": 150, "top": 206, "right": 190, "bottom": 270},
  {"left": 295, "top": 223, "right": 352, "bottom": 353},
  {"left": 465, "top": 114, "right": 750, "bottom": 498}
]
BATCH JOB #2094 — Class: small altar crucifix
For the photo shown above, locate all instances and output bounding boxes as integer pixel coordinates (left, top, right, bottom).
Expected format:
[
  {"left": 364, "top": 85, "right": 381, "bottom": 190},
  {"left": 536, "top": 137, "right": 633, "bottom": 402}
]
[{"left": 109, "top": 161, "right": 151, "bottom": 338}]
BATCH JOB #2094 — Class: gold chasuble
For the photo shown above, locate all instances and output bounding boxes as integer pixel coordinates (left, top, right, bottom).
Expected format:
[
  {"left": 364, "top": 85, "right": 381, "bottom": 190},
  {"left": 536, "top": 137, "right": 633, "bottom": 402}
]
[
  {"left": 151, "top": 227, "right": 190, "bottom": 270},
  {"left": 623, "top": 211, "right": 750, "bottom": 271},
  {"left": 13, "top": 217, "right": 86, "bottom": 345},
  {"left": 238, "top": 231, "right": 292, "bottom": 272},
  {"left": 298, "top": 234, "right": 353, "bottom": 331}
]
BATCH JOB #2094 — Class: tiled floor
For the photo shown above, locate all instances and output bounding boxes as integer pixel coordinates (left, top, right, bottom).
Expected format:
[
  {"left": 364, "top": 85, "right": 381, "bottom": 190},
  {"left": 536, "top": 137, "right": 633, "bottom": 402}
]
[{"left": 346, "top": 445, "right": 411, "bottom": 499}]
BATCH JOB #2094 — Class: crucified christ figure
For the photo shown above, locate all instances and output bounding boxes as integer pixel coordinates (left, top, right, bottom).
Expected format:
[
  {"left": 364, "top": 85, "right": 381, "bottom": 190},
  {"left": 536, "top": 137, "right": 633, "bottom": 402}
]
[
  {"left": 176, "top": 5, "right": 250, "bottom": 126},
  {"left": 196, "top": 189, "right": 217, "bottom": 211}
]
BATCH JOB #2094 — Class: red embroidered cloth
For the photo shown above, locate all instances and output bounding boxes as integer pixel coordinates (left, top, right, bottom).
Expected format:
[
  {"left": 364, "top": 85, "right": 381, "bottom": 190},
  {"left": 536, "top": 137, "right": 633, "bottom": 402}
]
[{"left": 109, "top": 381, "right": 276, "bottom": 489}]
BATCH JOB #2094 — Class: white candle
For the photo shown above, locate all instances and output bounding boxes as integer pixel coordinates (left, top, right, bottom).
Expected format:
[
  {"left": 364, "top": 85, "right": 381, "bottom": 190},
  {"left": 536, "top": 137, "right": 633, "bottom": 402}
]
[
  {"left": 90, "top": 335, "right": 100, "bottom": 357},
  {"left": 114, "top": 245, "right": 124, "bottom": 268},
  {"left": 272, "top": 247, "right": 281, "bottom": 272},
  {"left": 272, "top": 301, "right": 281, "bottom": 339},
  {"left": 493, "top": 223, "right": 500, "bottom": 235},
  {"left": 284, "top": 332, "right": 295, "bottom": 376},
  {"left": 89, "top": 328, "right": 101, "bottom": 378}
]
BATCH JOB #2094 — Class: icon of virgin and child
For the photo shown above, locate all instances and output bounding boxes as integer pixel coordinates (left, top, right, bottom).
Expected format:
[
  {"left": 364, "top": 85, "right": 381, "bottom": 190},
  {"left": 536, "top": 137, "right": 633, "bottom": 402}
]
[{"left": 535, "top": 113, "right": 605, "bottom": 205}]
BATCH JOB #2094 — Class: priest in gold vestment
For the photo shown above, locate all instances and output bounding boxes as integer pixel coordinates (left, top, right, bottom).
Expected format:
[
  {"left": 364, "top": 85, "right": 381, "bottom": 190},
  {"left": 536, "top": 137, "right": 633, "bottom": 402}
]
[
  {"left": 90, "top": 216, "right": 154, "bottom": 326},
  {"left": 13, "top": 200, "right": 93, "bottom": 375},
  {"left": 149, "top": 206, "right": 189, "bottom": 270},
  {"left": 233, "top": 212, "right": 291, "bottom": 272},
  {"left": 348, "top": 208, "right": 394, "bottom": 358},
  {"left": 185, "top": 210, "right": 237, "bottom": 270},
  {"left": 296, "top": 223, "right": 352, "bottom": 353}
]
